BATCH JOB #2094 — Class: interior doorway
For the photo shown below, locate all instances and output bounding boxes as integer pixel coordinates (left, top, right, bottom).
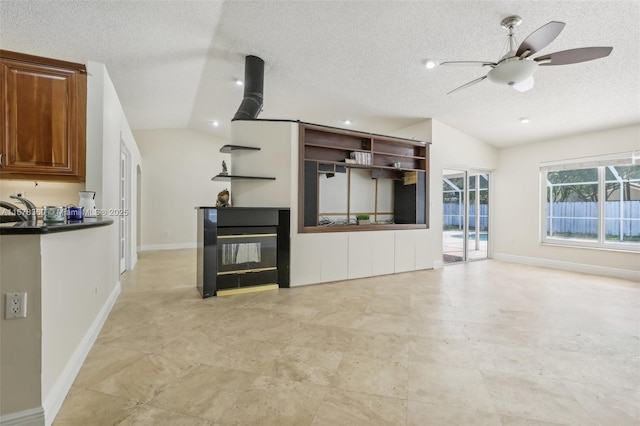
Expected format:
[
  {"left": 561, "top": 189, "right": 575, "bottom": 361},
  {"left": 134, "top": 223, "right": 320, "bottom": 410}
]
[{"left": 442, "top": 169, "right": 490, "bottom": 264}]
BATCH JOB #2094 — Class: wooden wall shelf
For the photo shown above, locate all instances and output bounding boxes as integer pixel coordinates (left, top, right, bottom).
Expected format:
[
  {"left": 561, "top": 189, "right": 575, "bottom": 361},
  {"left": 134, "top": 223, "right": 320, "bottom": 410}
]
[
  {"left": 299, "top": 123, "right": 430, "bottom": 233},
  {"left": 211, "top": 174, "right": 275, "bottom": 181},
  {"left": 219, "top": 144, "right": 261, "bottom": 153}
]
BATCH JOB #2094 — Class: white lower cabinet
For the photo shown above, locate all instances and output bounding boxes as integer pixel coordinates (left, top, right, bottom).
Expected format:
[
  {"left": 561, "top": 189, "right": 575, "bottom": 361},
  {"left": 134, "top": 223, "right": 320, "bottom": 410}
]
[
  {"left": 347, "top": 232, "right": 374, "bottom": 279},
  {"left": 371, "top": 231, "right": 395, "bottom": 276},
  {"left": 394, "top": 231, "right": 416, "bottom": 273},
  {"left": 291, "top": 230, "right": 427, "bottom": 286}
]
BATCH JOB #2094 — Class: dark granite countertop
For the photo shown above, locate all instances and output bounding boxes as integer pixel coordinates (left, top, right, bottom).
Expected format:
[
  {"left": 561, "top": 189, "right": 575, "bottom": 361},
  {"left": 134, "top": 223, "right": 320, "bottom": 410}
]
[
  {"left": 195, "top": 206, "right": 289, "bottom": 210},
  {"left": 0, "top": 216, "right": 114, "bottom": 235}
]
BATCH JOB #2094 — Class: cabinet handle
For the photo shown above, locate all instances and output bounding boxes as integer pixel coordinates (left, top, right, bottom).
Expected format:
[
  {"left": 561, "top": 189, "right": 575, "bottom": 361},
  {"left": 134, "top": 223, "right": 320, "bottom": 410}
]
[{"left": 0, "top": 152, "right": 3, "bottom": 167}]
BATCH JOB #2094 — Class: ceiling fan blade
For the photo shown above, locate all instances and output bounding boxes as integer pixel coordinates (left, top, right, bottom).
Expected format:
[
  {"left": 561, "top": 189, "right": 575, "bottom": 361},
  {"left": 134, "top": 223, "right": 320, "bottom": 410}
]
[
  {"left": 534, "top": 46, "right": 613, "bottom": 65},
  {"left": 447, "top": 75, "right": 487, "bottom": 95},
  {"left": 516, "top": 21, "right": 565, "bottom": 58},
  {"left": 512, "top": 76, "right": 534, "bottom": 92},
  {"left": 440, "top": 61, "right": 496, "bottom": 67}
]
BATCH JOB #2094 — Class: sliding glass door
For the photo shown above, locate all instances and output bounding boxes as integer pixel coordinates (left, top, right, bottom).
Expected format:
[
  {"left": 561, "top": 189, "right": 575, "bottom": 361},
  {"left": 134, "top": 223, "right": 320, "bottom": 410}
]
[{"left": 442, "top": 169, "right": 489, "bottom": 264}]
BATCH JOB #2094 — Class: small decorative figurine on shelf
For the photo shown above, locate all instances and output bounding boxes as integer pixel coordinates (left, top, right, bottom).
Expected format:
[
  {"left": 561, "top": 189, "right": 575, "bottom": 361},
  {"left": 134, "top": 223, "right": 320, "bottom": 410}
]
[
  {"left": 216, "top": 188, "right": 231, "bottom": 208},
  {"left": 220, "top": 160, "right": 229, "bottom": 176}
]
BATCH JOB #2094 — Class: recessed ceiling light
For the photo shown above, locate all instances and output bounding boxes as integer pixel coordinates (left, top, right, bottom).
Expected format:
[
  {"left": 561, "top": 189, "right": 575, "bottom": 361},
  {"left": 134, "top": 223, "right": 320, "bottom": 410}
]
[
  {"left": 520, "top": 117, "right": 530, "bottom": 124},
  {"left": 211, "top": 120, "right": 220, "bottom": 127},
  {"left": 235, "top": 79, "right": 243, "bottom": 86},
  {"left": 344, "top": 119, "right": 352, "bottom": 125},
  {"left": 425, "top": 59, "right": 439, "bottom": 69}
]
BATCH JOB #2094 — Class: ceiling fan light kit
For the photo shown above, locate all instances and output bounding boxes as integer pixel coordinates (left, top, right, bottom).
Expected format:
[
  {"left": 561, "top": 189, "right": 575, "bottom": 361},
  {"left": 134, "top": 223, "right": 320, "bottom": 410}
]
[
  {"left": 440, "top": 15, "right": 613, "bottom": 94},
  {"left": 487, "top": 58, "right": 538, "bottom": 85}
]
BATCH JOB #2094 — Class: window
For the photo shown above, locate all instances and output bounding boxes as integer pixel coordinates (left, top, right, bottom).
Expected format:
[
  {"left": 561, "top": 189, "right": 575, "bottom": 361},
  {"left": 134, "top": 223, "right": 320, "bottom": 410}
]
[{"left": 541, "top": 152, "right": 640, "bottom": 251}]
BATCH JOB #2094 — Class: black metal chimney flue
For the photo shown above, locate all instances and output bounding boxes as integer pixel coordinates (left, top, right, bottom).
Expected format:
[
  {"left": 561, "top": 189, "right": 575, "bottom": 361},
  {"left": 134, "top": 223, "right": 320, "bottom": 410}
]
[{"left": 232, "top": 55, "right": 264, "bottom": 121}]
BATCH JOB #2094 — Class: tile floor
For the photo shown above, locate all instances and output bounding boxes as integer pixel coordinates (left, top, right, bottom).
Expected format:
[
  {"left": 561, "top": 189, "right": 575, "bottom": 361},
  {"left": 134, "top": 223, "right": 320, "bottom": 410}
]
[{"left": 55, "top": 249, "right": 640, "bottom": 425}]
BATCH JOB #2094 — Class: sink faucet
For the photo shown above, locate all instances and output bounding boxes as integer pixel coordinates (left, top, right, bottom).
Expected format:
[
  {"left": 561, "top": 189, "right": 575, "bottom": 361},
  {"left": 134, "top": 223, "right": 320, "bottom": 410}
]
[
  {"left": 9, "top": 195, "right": 38, "bottom": 222},
  {"left": 0, "top": 200, "right": 29, "bottom": 222}
]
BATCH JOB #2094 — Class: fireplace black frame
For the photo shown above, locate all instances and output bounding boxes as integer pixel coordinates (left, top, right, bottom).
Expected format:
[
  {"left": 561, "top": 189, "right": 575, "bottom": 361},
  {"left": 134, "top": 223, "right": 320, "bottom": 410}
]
[{"left": 196, "top": 207, "right": 290, "bottom": 298}]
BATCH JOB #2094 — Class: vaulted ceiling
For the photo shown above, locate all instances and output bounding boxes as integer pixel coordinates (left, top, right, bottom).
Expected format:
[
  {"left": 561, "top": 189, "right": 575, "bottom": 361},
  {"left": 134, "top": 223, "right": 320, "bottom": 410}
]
[{"left": 1, "top": 1, "right": 638, "bottom": 147}]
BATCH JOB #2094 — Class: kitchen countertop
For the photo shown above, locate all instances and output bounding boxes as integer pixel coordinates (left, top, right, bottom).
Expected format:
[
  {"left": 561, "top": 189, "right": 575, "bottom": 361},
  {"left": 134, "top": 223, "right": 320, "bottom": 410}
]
[{"left": 0, "top": 216, "right": 114, "bottom": 235}]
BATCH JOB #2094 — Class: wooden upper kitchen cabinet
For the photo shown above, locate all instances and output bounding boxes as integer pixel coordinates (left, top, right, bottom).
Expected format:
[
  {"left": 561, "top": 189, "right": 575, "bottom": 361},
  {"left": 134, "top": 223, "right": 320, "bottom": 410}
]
[{"left": 0, "top": 50, "right": 87, "bottom": 181}]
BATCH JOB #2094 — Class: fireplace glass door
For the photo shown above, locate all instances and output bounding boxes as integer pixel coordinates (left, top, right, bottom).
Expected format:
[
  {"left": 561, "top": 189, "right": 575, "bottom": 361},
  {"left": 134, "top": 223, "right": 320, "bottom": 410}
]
[{"left": 216, "top": 227, "right": 277, "bottom": 275}]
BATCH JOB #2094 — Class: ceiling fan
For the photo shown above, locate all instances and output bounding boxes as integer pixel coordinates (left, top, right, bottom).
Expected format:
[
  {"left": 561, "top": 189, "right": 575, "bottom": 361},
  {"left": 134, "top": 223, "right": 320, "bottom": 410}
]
[{"left": 441, "top": 16, "right": 613, "bottom": 94}]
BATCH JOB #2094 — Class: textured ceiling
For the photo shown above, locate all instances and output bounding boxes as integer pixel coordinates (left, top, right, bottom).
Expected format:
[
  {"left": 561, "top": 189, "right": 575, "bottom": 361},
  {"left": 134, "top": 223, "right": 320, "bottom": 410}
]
[{"left": 1, "top": 1, "right": 639, "bottom": 147}]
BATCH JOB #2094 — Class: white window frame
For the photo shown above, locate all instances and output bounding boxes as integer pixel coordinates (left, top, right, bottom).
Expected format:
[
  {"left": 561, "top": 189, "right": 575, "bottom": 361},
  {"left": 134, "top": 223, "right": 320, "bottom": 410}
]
[{"left": 540, "top": 151, "right": 640, "bottom": 252}]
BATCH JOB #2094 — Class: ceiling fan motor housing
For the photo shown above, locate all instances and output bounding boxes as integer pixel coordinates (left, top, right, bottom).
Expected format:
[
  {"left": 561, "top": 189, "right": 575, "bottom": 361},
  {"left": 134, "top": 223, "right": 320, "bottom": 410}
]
[{"left": 487, "top": 58, "right": 538, "bottom": 86}]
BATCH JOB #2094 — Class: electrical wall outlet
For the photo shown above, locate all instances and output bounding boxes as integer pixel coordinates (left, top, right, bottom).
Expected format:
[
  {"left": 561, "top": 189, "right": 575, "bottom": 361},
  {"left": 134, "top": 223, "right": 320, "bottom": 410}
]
[{"left": 5, "top": 292, "right": 27, "bottom": 319}]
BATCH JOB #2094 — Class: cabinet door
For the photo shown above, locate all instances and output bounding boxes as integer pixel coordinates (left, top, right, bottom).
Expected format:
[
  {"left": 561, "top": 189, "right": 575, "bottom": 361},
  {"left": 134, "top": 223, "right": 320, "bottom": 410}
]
[{"left": 0, "top": 59, "right": 85, "bottom": 180}]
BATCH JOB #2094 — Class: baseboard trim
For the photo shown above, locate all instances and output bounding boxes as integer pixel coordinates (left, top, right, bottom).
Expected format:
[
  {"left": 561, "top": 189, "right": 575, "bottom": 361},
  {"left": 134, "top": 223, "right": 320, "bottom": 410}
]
[
  {"left": 42, "top": 281, "right": 122, "bottom": 426},
  {"left": 492, "top": 252, "right": 640, "bottom": 281},
  {"left": 138, "top": 242, "right": 197, "bottom": 251},
  {"left": 432, "top": 260, "right": 444, "bottom": 269},
  {"left": 0, "top": 407, "right": 45, "bottom": 426}
]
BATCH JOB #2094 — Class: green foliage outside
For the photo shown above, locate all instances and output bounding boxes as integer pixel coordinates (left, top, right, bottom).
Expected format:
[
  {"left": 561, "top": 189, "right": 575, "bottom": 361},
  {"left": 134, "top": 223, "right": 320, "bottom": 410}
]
[{"left": 547, "top": 165, "right": 640, "bottom": 202}]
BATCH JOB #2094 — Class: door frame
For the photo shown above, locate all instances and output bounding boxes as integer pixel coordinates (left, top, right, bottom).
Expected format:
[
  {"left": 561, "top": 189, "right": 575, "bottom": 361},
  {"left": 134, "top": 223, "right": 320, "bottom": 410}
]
[
  {"left": 442, "top": 167, "right": 492, "bottom": 263},
  {"left": 120, "top": 139, "right": 131, "bottom": 273}
]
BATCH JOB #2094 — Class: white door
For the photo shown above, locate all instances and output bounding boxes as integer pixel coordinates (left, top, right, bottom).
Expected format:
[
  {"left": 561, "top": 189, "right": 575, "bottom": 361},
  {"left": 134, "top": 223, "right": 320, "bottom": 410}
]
[{"left": 119, "top": 151, "right": 127, "bottom": 274}]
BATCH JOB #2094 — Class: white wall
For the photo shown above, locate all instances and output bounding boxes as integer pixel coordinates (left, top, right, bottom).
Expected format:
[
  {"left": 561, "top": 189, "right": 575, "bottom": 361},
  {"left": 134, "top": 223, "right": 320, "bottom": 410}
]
[
  {"left": 391, "top": 119, "right": 499, "bottom": 268},
  {"left": 40, "top": 226, "right": 117, "bottom": 424},
  {"left": 134, "top": 128, "right": 229, "bottom": 250},
  {"left": 230, "top": 121, "right": 297, "bottom": 210},
  {"left": 493, "top": 124, "right": 640, "bottom": 280},
  {"left": 86, "top": 61, "right": 142, "bottom": 269}
]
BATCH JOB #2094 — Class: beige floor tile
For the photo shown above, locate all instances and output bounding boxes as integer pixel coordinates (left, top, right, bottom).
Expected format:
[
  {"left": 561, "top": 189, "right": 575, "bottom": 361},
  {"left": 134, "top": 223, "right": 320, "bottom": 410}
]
[
  {"left": 95, "top": 320, "right": 189, "bottom": 354},
  {"left": 332, "top": 353, "right": 408, "bottom": 399},
  {"left": 460, "top": 322, "right": 537, "bottom": 347},
  {"left": 215, "top": 376, "right": 328, "bottom": 426},
  {"left": 312, "top": 308, "right": 368, "bottom": 329},
  {"left": 539, "top": 349, "right": 640, "bottom": 390},
  {"left": 71, "top": 344, "right": 145, "bottom": 389},
  {"left": 354, "top": 311, "right": 414, "bottom": 335},
  {"left": 53, "top": 253, "right": 640, "bottom": 425},
  {"left": 89, "top": 354, "right": 195, "bottom": 402},
  {"left": 117, "top": 405, "right": 212, "bottom": 425},
  {"left": 251, "top": 374, "right": 331, "bottom": 399},
  {"left": 311, "top": 388, "right": 407, "bottom": 426},
  {"left": 409, "top": 291, "right": 453, "bottom": 307},
  {"left": 407, "top": 400, "right": 502, "bottom": 426},
  {"left": 218, "top": 312, "right": 305, "bottom": 345},
  {"left": 53, "top": 389, "right": 139, "bottom": 426},
  {"left": 481, "top": 371, "right": 598, "bottom": 425},
  {"left": 407, "top": 361, "right": 495, "bottom": 413},
  {"left": 409, "top": 302, "right": 459, "bottom": 321},
  {"left": 471, "top": 342, "right": 554, "bottom": 378},
  {"left": 346, "top": 329, "right": 410, "bottom": 360},
  {"left": 409, "top": 335, "right": 476, "bottom": 368},
  {"left": 205, "top": 338, "right": 287, "bottom": 375},
  {"left": 365, "top": 294, "right": 412, "bottom": 315},
  {"left": 407, "top": 317, "right": 467, "bottom": 339},
  {"left": 157, "top": 328, "right": 227, "bottom": 366},
  {"left": 266, "top": 344, "right": 344, "bottom": 386},
  {"left": 499, "top": 415, "right": 569, "bottom": 425},
  {"left": 563, "top": 380, "right": 640, "bottom": 425},
  {"left": 289, "top": 324, "right": 356, "bottom": 352},
  {"left": 147, "top": 364, "right": 259, "bottom": 421}
]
